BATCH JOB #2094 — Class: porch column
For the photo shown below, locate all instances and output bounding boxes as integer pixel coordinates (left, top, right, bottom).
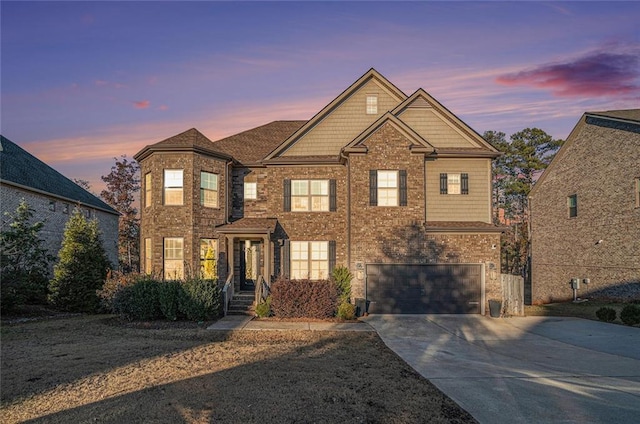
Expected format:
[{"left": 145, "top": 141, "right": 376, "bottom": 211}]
[{"left": 263, "top": 235, "right": 271, "bottom": 283}]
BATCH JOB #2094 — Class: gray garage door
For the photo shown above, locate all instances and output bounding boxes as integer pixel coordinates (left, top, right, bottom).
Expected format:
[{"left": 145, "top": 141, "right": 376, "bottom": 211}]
[{"left": 365, "top": 264, "right": 482, "bottom": 314}]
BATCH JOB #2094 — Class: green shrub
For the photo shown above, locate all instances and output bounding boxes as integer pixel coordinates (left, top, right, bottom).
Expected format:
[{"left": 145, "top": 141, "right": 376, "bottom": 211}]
[
  {"left": 98, "top": 270, "right": 138, "bottom": 313},
  {"left": 178, "top": 278, "right": 221, "bottom": 321},
  {"left": 337, "top": 301, "right": 356, "bottom": 320},
  {"left": 620, "top": 304, "right": 640, "bottom": 326},
  {"left": 332, "top": 266, "right": 352, "bottom": 303},
  {"left": 270, "top": 277, "right": 337, "bottom": 319},
  {"left": 255, "top": 296, "right": 272, "bottom": 318},
  {"left": 595, "top": 306, "right": 617, "bottom": 322},
  {"left": 158, "top": 280, "right": 182, "bottom": 321}
]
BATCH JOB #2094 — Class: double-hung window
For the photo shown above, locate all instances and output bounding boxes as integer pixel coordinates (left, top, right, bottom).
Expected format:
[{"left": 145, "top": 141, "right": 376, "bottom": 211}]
[
  {"left": 201, "top": 172, "right": 218, "bottom": 208},
  {"left": 366, "top": 95, "right": 378, "bottom": 115},
  {"left": 291, "top": 180, "right": 329, "bottom": 211},
  {"left": 144, "top": 238, "right": 152, "bottom": 275},
  {"left": 291, "top": 241, "right": 329, "bottom": 280},
  {"left": 163, "top": 237, "right": 183, "bottom": 280},
  {"left": 377, "top": 170, "right": 398, "bottom": 206},
  {"left": 440, "top": 173, "right": 469, "bottom": 195},
  {"left": 164, "top": 170, "right": 183, "bottom": 205}
]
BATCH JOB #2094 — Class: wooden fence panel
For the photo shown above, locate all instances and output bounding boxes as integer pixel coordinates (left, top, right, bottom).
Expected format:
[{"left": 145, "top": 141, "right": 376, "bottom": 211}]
[{"left": 501, "top": 274, "right": 524, "bottom": 316}]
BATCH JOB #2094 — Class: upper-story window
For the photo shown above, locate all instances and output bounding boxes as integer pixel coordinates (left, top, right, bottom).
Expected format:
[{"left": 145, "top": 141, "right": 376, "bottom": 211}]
[
  {"left": 145, "top": 172, "right": 152, "bottom": 207},
  {"left": 164, "top": 169, "right": 183, "bottom": 205},
  {"left": 366, "top": 95, "right": 378, "bottom": 114},
  {"left": 440, "top": 173, "right": 469, "bottom": 195},
  {"left": 369, "top": 170, "right": 407, "bottom": 206},
  {"left": 244, "top": 182, "right": 257, "bottom": 200},
  {"left": 201, "top": 172, "right": 218, "bottom": 208},
  {"left": 568, "top": 194, "right": 577, "bottom": 218},
  {"left": 284, "top": 179, "right": 335, "bottom": 212}
]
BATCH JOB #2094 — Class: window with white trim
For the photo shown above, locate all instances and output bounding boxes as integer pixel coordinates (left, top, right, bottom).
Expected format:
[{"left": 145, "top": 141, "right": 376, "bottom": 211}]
[
  {"left": 448, "top": 174, "right": 461, "bottom": 195},
  {"left": 201, "top": 172, "right": 218, "bottom": 208},
  {"left": 164, "top": 169, "right": 183, "bottom": 205},
  {"left": 291, "top": 180, "right": 329, "bottom": 211},
  {"left": 440, "top": 173, "right": 469, "bottom": 195},
  {"left": 366, "top": 95, "right": 378, "bottom": 114},
  {"left": 244, "top": 182, "right": 257, "bottom": 200},
  {"left": 144, "top": 238, "right": 152, "bottom": 275},
  {"left": 163, "top": 237, "right": 183, "bottom": 280},
  {"left": 377, "top": 170, "right": 398, "bottom": 206},
  {"left": 290, "top": 241, "right": 329, "bottom": 280}
]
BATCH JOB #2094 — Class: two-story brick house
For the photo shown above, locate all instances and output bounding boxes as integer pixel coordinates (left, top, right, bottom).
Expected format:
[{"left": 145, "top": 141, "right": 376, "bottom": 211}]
[{"left": 134, "top": 69, "right": 503, "bottom": 314}]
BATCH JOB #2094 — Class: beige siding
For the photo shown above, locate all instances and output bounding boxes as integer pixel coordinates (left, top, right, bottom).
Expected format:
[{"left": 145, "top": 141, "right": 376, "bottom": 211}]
[
  {"left": 426, "top": 158, "right": 492, "bottom": 222},
  {"left": 283, "top": 79, "right": 402, "bottom": 156},
  {"left": 399, "top": 107, "right": 478, "bottom": 148}
]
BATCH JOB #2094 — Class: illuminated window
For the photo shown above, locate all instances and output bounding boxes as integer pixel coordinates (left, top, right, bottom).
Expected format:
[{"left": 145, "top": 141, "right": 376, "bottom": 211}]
[
  {"left": 290, "top": 241, "right": 329, "bottom": 280},
  {"left": 291, "top": 180, "right": 329, "bottom": 211},
  {"left": 163, "top": 237, "right": 183, "bottom": 280},
  {"left": 377, "top": 171, "right": 398, "bottom": 206},
  {"left": 144, "top": 238, "right": 152, "bottom": 275},
  {"left": 244, "top": 182, "right": 257, "bottom": 200},
  {"left": 145, "top": 172, "right": 152, "bottom": 207},
  {"left": 366, "top": 95, "right": 378, "bottom": 114},
  {"left": 201, "top": 172, "right": 218, "bottom": 208},
  {"left": 200, "top": 239, "right": 217, "bottom": 279},
  {"left": 164, "top": 170, "right": 183, "bottom": 205},
  {"left": 440, "top": 173, "right": 469, "bottom": 195}
]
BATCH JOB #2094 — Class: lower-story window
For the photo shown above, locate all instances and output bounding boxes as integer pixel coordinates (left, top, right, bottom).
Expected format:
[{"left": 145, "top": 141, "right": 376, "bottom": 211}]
[
  {"left": 291, "top": 241, "right": 328, "bottom": 280},
  {"left": 200, "top": 238, "right": 218, "bottom": 279},
  {"left": 144, "top": 238, "right": 152, "bottom": 275},
  {"left": 164, "top": 237, "right": 184, "bottom": 280}
]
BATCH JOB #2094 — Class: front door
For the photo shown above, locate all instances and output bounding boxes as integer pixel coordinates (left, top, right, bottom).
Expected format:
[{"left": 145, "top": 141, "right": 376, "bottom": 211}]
[{"left": 240, "top": 240, "right": 261, "bottom": 290}]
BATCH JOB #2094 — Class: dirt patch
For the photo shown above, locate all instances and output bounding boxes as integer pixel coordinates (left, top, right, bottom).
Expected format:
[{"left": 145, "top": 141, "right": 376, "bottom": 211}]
[{"left": 1, "top": 315, "right": 476, "bottom": 423}]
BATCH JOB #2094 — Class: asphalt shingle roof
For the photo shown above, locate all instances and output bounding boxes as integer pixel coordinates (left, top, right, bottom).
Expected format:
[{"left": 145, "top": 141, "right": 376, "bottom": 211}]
[{"left": 0, "top": 136, "right": 118, "bottom": 214}]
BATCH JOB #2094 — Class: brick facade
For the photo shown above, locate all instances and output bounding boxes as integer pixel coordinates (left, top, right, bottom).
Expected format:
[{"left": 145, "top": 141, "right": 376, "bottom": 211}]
[{"left": 530, "top": 112, "right": 640, "bottom": 303}]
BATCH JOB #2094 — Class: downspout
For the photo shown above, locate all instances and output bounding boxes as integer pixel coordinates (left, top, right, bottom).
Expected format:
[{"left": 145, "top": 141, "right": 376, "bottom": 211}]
[{"left": 225, "top": 160, "right": 233, "bottom": 224}]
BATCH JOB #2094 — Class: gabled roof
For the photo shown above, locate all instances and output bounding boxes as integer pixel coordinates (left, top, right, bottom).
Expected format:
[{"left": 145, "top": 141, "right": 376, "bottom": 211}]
[
  {"left": 212, "top": 121, "right": 306, "bottom": 165},
  {"left": 265, "top": 68, "right": 407, "bottom": 160},
  {"left": 343, "top": 112, "right": 435, "bottom": 155},
  {"left": 0, "top": 136, "right": 118, "bottom": 215},
  {"left": 134, "top": 128, "right": 232, "bottom": 162},
  {"left": 529, "top": 109, "right": 640, "bottom": 197},
  {"left": 393, "top": 89, "right": 499, "bottom": 154}
]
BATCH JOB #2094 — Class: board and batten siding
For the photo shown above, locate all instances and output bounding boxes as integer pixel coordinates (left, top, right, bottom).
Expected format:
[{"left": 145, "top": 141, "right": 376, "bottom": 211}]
[
  {"left": 398, "top": 107, "right": 478, "bottom": 149},
  {"left": 425, "top": 158, "right": 492, "bottom": 222},
  {"left": 283, "top": 79, "right": 403, "bottom": 156}
]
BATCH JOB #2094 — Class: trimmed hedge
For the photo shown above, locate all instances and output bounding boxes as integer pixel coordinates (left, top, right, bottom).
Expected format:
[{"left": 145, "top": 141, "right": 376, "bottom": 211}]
[
  {"left": 270, "top": 277, "right": 338, "bottom": 319},
  {"left": 595, "top": 307, "right": 617, "bottom": 323},
  {"left": 102, "top": 274, "right": 221, "bottom": 321},
  {"left": 620, "top": 304, "right": 640, "bottom": 326}
]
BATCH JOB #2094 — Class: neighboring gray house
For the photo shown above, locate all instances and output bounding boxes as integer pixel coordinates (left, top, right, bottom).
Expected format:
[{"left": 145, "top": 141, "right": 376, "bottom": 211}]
[
  {"left": 529, "top": 110, "right": 640, "bottom": 304},
  {"left": 0, "top": 136, "right": 119, "bottom": 271}
]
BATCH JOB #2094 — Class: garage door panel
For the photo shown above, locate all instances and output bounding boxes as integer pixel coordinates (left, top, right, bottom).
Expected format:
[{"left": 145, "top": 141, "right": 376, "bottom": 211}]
[{"left": 366, "top": 264, "right": 481, "bottom": 314}]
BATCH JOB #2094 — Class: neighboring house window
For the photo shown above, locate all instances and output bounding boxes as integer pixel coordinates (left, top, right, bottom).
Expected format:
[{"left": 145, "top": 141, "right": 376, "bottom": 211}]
[
  {"left": 63, "top": 203, "right": 69, "bottom": 214},
  {"left": 145, "top": 172, "right": 152, "bottom": 207},
  {"left": 440, "top": 173, "right": 469, "bottom": 195},
  {"left": 244, "top": 182, "right": 257, "bottom": 200},
  {"left": 366, "top": 95, "right": 378, "bottom": 114},
  {"left": 568, "top": 194, "right": 578, "bottom": 218},
  {"left": 144, "top": 238, "right": 152, "bottom": 275},
  {"left": 201, "top": 171, "right": 218, "bottom": 208},
  {"left": 369, "top": 170, "right": 407, "bottom": 206},
  {"left": 163, "top": 237, "right": 183, "bottom": 280},
  {"left": 200, "top": 239, "right": 217, "bottom": 279},
  {"left": 164, "top": 169, "right": 183, "bottom": 205},
  {"left": 290, "top": 180, "right": 330, "bottom": 211},
  {"left": 635, "top": 178, "right": 640, "bottom": 208},
  {"left": 49, "top": 200, "right": 56, "bottom": 211},
  {"left": 291, "top": 241, "right": 329, "bottom": 280},
  {"left": 84, "top": 209, "right": 91, "bottom": 218}
]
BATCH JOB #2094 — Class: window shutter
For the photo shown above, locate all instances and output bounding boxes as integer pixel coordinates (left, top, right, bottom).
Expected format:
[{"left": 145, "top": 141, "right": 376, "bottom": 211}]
[
  {"left": 440, "top": 173, "right": 448, "bottom": 194},
  {"left": 282, "top": 239, "right": 290, "bottom": 278},
  {"left": 328, "top": 241, "right": 336, "bottom": 274},
  {"left": 461, "top": 173, "right": 469, "bottom": 195},
  {"left": 329, "top": 179, "right": 337, "bottom": 212},
  {"left": 369, "top": 170, "right": 378, "bottom": 206},
  {"left": 283, "top": 179, "right": 291, "bottom": 212},
  {"left": 399, "top": 170, "right": 407, "bottom": 206}
]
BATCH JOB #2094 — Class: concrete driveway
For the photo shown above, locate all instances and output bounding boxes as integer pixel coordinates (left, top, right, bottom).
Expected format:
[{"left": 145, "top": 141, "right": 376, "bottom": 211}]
[{"left": 362, "top": 315, "right": 640, "bottom": 424}]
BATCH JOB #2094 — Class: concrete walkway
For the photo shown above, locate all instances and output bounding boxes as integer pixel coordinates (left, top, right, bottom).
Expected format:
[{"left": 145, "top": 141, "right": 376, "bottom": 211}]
[
  {"left": 207, "top": 314, "right": 374, "bottom": 332},
  {"left": 362, "top": 314, "right": 640, "bottom": 424}
]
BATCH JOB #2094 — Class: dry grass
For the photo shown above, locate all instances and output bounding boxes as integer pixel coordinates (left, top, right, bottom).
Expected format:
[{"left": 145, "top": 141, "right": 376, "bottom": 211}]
[{"left": 1, "top": 315, "right": 476, "bottom": 424}]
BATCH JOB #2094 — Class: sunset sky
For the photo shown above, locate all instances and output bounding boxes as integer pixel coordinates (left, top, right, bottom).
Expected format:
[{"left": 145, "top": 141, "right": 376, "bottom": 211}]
[{"left": 2, "top": 1, "right": 639, "bottom": 192}]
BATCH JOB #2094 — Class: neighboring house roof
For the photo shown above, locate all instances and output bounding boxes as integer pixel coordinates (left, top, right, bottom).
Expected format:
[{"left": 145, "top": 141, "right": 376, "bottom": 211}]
[
  {"left": 134, "top": 128, "right": 233, "bottom": 162},
  {"left": 212, "top": 121, "right": 306, "bottom": 165},
  {"left": 0, "top": 136, "right": 118, "bottom": 215},
  {"left": 529, "top": 109, "right": 640, "bottom": 197}
]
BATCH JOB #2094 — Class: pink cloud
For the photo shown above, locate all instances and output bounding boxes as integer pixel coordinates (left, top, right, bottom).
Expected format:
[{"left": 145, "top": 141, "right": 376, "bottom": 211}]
[
  {"left": 157, "top": 104, "right": 169, "bottom": 111},
  {"left": 133, "top": 100, "right": 150, "bottom": 109},
  {"left": 496, "top": 50, "right": 640, "bottom": 98}
]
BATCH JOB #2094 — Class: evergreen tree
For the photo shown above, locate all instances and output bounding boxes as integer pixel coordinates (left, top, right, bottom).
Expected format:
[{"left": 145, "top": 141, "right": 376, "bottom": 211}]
[
  {"left": 0, "top": 200, "right": 54, "bottom": 311},
  {"left": 49, "top": 207, "right": 111, "bottom": 312}
]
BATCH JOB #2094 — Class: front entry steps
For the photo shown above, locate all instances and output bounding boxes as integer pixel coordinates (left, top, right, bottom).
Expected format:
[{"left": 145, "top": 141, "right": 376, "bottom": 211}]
[{"left": 227, "top": 291, "right": 255, "bottom": 316}]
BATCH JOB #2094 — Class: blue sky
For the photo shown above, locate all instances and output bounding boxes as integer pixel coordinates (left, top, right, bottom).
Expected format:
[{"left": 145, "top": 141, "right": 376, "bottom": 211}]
[{"left": 1, "top": 1, "right": 639, "bottom": 190}]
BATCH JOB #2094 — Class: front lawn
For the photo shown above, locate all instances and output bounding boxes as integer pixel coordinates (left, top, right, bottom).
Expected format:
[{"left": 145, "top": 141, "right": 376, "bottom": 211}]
[
  {"left": 525, "top": 300, "right": 634, "bottom": 324},
  {"left": 1, "top": 315, "right": 476, "bottom": 423}
]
